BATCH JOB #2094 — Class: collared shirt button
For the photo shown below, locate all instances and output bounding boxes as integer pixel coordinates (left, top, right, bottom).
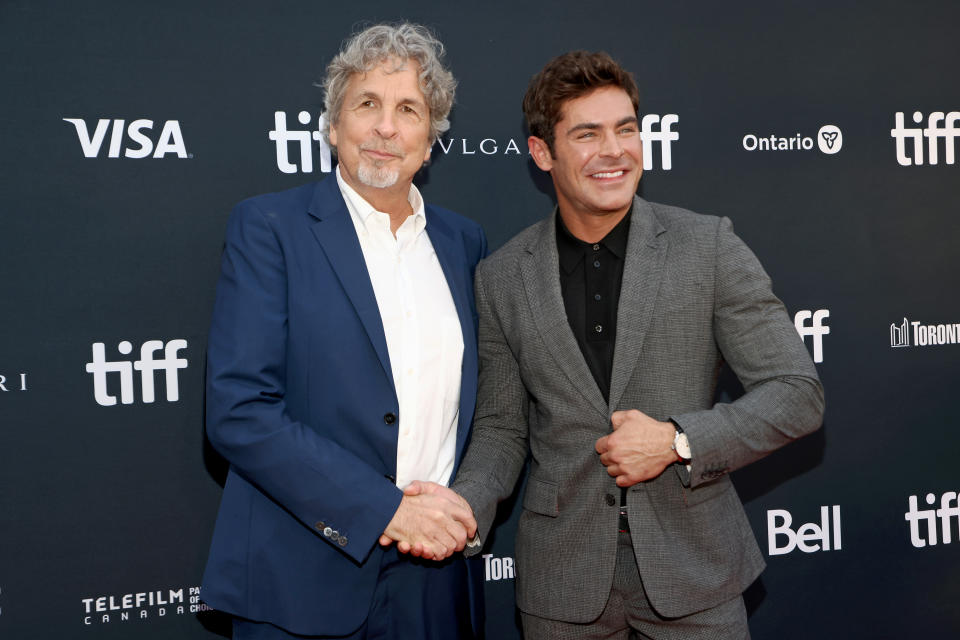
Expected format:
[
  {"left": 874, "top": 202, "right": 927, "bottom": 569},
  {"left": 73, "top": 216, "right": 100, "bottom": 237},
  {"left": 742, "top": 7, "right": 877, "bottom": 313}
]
[
  {"left": 594, "top": 294, "right": 602, "bottom": 301},
  {"left": 594, "top": 324, "right": 603, "bottom": 333},
  {"left": 593, "top": 244, "right": 600, "bottom": 251},
  {"left": 593, "top": 260, "right": 601, "bottom": 268},
  {"left": 384, "top": 412, "right": 397, "bottom": 425},
  {"left": 604, "top": 493, "right": 616, "bottom": 506}
]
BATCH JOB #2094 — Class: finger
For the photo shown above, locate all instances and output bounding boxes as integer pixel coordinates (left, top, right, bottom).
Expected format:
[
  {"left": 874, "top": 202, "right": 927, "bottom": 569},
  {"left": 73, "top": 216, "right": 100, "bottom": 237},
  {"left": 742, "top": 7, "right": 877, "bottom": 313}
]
[
  {"left": 610, "top": 410, "right": 627, "bottom": 427},
  {"left": 397, "top": 540, "right": 412, "bottom": 554},
  {"left": 605, "top": 464, "right": 621, "bottom": 478},
  {"left": 379, "top": 534, "right": 393, "bottom": 547},
  {"left": 595, "top": 435, "right": 609, "bottom": 454},
  {"left": 402, "top": 480, "right": 425, "bottom": 496}
]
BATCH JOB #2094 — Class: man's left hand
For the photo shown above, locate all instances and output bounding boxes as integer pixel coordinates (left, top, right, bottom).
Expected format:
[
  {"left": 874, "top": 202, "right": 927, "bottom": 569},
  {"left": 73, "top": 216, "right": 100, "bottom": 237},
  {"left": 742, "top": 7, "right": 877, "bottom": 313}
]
[{"left": 595, "top": 409, "right": 679, "bottom": 487}]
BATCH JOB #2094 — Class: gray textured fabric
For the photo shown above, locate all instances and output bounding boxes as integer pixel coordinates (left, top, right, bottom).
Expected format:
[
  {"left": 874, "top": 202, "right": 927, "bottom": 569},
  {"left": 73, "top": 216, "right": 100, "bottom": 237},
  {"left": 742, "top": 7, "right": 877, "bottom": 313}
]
[
  {"left": 520, "top": 531, "right": 749, "bottom": 640},
  {"left": 453, "top": 197, "right": 823, "bottom": 624}
]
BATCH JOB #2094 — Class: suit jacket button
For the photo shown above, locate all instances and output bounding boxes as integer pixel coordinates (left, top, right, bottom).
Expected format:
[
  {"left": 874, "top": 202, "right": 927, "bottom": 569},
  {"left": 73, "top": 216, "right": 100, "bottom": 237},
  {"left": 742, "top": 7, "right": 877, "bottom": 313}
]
[
  {"left": 323, "top": 527, "right": 333, "bottom": 537},
  {"left": 604, "top": 493, "right": 616, "bottom": 506},
  {"left": 315, "top": 521, "right": 325, "bottom": 531},
  {"left": 330, "top": 531, "right": 340, "bottom": 542},
  {"left": 338, "top": 537, "right": 348, "bottom": 547},
  {"left": 384, "top": 412, "right": 397, "bottom": 425}
]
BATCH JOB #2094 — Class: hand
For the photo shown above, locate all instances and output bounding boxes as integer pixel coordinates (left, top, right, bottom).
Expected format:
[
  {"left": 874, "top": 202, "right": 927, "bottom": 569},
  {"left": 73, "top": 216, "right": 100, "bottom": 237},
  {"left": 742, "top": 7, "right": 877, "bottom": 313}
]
[
  {"left": 595, "top": 409, "right": 679, "bottom": 487},
  {"left": 379, "top": 481, "right": 477, "bottom": 560}
]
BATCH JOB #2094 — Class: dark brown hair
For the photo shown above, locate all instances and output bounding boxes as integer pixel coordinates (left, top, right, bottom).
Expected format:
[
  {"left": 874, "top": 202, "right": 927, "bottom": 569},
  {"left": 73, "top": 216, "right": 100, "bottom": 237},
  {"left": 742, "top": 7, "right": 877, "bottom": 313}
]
[{"left": 523, "top": 51, "right": 640, "bottom": 153}]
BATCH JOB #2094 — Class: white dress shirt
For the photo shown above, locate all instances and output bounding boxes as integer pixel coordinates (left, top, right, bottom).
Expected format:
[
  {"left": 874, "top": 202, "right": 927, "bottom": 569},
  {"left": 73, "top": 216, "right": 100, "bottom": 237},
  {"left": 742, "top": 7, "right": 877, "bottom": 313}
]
[{"left": 335, "top": 166, "right": 464, "bottom": 489}]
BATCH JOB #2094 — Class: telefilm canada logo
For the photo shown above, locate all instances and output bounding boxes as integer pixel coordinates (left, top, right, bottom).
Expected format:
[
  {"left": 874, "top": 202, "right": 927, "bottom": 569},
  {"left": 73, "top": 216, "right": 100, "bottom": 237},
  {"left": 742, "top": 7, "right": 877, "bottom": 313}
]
[
  {"left": 85, "top": 339, "right": 188, "bottom": 406},
  {"left": 63, "top": 118, "right": 189, "bottom": 158},
  {"left": 890, "top": 111, "right": 959, "bottom": 166},
  {"left": 890, "top": 317, "right": 960, "bottom": 348},
  {"left": 742, "top": 124, "right": 843, "bottom": 155},
  {"left": 269, "top": 110, "right": 680, "bottom": 172},
  {"left": 81, "top": 585, "right": 210, "bottom": 626}
]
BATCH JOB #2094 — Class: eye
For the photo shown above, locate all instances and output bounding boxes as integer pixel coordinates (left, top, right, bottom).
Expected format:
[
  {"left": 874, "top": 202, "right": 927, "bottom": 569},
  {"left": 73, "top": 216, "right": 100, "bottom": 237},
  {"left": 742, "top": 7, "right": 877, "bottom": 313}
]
[
  {"left": 359, "top": 99, "right": 376, "bottom": 109},
  {"left": 400, "top": 104, "right": 422, "bottom": 118},
  {"left": 576, "top": 131, "right": 596, "bottom": 140},
  {"left": 619, "top": 126, "right": 638, "bottom": 135}
]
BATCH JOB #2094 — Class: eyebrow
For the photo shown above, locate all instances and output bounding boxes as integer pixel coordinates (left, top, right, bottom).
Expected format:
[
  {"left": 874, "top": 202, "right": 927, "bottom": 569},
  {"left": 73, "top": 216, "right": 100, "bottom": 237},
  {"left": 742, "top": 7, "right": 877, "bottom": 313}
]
[
  {"left": 566, "top": 116, "right": 638, "bottom": 135},
  {"left": 353, "top": 91, "right": 426, "bottom": 109}
]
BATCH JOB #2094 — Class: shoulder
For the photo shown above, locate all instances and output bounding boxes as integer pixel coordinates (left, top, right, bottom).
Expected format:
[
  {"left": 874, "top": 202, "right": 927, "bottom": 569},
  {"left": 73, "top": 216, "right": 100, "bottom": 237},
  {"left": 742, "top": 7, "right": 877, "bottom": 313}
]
[
  {"left": 478, "top": 218, "right": 547, "bottom": 276},
  {"left": 231, "top": 182, "right": 318, "bottom": 222}
]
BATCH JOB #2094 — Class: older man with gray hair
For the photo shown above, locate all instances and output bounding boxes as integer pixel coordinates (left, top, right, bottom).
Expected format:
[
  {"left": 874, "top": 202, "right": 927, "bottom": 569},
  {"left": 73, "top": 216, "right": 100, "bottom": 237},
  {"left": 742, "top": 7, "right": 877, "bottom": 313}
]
[{"left": 201, "top": 23, "right": 486, "bottom": 639}]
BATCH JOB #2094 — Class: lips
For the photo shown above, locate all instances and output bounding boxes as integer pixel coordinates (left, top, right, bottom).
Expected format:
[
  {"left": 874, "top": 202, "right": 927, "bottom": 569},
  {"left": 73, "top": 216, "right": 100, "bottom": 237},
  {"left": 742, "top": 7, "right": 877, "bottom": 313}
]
[
  {"left": 360, "top": 142, "right": 403, "bottom": 161},
  {"left": 590, "top": 170, "right": 625, "bottom": 179}
]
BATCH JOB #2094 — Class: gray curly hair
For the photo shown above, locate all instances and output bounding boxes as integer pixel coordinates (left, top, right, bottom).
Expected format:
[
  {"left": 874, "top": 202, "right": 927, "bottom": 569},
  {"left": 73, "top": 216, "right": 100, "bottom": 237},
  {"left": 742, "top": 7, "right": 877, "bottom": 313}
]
[{"left": 321, "top": 23, "right": 456, "bottom": 147}]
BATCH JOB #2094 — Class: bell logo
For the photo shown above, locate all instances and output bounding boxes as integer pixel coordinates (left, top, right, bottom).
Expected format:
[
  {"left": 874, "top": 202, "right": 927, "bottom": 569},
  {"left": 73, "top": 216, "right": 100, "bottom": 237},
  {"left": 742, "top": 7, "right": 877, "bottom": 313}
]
[
  {"left": 269, "top": 111, "right": 333, "bottom": 174},
  {"left": 85, "top": 340, "right": 188, "bottom": 406},
  {"left": 767, "top": 506, "right": 842, "bottom": 556},
  {"left": 63, "top": 118, "right": 188, "bottom": 158}
]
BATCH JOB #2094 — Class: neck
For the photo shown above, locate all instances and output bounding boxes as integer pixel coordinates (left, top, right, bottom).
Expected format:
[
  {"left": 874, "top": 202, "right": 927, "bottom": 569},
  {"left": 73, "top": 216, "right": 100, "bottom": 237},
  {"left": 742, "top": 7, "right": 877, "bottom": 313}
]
[
  {"left": 557, "top": 205, "right": 630, "bottom": 243},
  {"left": 343, "top": 173, "right": 415, "bottom": 235}
]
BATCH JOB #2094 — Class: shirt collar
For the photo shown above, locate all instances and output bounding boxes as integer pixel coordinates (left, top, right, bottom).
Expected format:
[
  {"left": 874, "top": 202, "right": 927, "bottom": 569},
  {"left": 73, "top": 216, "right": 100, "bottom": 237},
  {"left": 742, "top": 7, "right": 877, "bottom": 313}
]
[
  {"left": 556, "top": 206, "right": 632, "bottom": 274},
  {"left": 335, "top": 164, "right": 426, "bottom": 236}
]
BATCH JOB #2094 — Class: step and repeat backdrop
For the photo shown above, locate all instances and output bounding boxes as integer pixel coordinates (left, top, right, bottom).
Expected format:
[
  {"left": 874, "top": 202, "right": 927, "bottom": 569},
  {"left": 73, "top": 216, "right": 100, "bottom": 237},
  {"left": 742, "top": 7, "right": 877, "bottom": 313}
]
[{"left": 2, "top": 1, "right": 958, "bottom": 638}]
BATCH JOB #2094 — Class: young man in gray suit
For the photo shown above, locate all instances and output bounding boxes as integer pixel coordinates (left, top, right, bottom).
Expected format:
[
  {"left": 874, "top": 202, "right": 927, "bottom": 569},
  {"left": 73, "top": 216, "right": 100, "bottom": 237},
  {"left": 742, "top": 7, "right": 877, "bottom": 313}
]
[{"left": 407, "top": 51, "right": 824, "bottom": 638}]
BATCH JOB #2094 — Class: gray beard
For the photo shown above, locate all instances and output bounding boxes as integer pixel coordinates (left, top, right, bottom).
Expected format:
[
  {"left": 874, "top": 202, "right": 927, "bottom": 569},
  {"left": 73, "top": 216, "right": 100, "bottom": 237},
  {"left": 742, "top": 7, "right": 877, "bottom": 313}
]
[{"left": 357, "top": 162, "right": 400, "bottom": 189}]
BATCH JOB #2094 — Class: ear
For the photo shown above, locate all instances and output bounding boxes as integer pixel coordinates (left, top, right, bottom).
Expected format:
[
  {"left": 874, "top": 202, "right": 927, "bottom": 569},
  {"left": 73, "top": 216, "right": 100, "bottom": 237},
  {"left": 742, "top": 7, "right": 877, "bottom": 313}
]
[
  {"left": 329, "top": 122, "right": 339, "bottom": 148},
  {"left": 528, "top": 136, "right": 553, "bottom": 172},
  {"left": 422, "top": 141, "right": 432, "bottom": 164}
]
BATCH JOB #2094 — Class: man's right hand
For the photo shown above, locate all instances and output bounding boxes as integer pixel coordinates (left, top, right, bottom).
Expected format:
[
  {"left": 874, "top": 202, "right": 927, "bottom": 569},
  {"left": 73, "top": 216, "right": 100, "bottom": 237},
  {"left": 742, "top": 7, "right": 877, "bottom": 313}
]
[{"left": 379, "top": 482, "right": 477, "bottom": 561}]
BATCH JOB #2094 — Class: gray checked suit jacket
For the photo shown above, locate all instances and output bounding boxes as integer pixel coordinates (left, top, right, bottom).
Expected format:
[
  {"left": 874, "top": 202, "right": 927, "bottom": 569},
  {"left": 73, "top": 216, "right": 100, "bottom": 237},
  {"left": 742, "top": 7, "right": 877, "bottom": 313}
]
[{"left": 452, "top": 197, "right": 824, "bottom": 622}]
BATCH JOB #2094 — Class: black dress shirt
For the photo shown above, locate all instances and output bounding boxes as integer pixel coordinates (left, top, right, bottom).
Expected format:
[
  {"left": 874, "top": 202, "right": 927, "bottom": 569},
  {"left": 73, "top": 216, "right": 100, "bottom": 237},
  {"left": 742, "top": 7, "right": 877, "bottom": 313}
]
[{"left": 556, "top": 209, "right": 631, "bottom": 403}]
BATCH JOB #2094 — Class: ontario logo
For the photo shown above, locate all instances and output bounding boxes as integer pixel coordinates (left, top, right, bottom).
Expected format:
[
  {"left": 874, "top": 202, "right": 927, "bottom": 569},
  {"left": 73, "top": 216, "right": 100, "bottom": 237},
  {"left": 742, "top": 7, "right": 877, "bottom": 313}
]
[{"left": 743, "top": 124, "right": 842, "bottom": 155}]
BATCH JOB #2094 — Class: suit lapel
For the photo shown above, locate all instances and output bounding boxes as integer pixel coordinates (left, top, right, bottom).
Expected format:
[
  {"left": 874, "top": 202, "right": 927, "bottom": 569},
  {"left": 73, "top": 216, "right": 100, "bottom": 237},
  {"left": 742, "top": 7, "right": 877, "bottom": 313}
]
[
  {"left": 306, "top": 178, "right": 395, "bottom": 388},
  {"left": 425, "top": 209, "right": 478, "bottom": 464},
  {"left": 521, "top": 214, "right": 609, "bottom": 419},
  {"left": 608, "top": 197, "right": 667, "bottom": 411}
]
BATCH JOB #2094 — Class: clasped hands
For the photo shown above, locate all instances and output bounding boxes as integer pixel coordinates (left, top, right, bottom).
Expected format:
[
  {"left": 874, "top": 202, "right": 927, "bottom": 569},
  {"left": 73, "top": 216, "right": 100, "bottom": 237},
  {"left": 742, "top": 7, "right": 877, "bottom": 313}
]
[
  {"left": 379, "top": 481, "right": 476, "bottom": 561},
  {"left": 595, "top": 409, "right": 680, "bottom": 487}
]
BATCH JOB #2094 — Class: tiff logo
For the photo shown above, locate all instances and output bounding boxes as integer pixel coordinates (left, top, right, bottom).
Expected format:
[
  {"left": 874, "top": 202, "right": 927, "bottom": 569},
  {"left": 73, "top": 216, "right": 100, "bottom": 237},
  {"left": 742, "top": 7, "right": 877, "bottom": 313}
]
[
  {"left": 905, "top": 491, "right": 960, "bottom": 548},
  {"left": 768, "top": 506, "right": 842, "bottom": 555},
  {"left": 891, "top": 317, "right": 910, "bottom": 347},
  {"left": 269, "top": 111, "right": 332, "bottom": 174},
  {"left": 891, "top": 111, "right": 960, "bottom": 166},
  {"left": 0, "top": 372, "right": 27, "bottom": 392},
  {"left": 63, "top": 118, "right": 188, "bottom": 158},
  {"left": 85, "top": 340, "right": 188, "bottom": 406},
  {"left": 794, "top": 309, "right": 830, "bottom": 363},
  {"left": 640, "top": 114, "right": 679, "bottom": 170}
]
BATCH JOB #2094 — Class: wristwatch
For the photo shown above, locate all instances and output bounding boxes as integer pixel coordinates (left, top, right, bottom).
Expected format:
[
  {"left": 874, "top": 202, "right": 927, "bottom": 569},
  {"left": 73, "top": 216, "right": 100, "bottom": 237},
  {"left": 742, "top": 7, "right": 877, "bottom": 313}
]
[{"left": 672, "top": 426, "right": 692, "bottom": 462}]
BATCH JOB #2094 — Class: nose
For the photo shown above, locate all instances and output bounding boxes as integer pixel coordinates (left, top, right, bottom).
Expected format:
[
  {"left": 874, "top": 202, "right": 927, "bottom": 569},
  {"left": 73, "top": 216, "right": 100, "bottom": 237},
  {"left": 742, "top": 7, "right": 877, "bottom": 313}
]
[
  {"left": 598, "top": 131, "right": 624, "bottom": 158},
  {"left": 374, "top": 108, "right": 399, "bottom": 138}
]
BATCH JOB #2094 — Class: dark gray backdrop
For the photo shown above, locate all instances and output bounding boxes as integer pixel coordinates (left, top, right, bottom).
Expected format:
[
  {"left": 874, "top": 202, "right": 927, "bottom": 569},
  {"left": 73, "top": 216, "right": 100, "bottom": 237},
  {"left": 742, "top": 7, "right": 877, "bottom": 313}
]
[{"left": 2, "top": 1, "right": 958, "bottom": 638}]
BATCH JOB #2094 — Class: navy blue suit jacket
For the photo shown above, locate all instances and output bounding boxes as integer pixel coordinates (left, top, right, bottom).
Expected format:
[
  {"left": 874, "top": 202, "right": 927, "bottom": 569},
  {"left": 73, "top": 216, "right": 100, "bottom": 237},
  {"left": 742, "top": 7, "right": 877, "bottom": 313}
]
[{"left": 201, "top": 175, "right": 487, "bottom": 636}]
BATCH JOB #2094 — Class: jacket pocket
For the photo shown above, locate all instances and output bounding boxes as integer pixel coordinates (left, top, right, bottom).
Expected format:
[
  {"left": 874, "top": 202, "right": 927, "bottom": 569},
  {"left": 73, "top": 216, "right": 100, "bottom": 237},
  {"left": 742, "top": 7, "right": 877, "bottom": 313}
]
[{"left": 522, "top": 477, "right": 559, "bottom": 517}]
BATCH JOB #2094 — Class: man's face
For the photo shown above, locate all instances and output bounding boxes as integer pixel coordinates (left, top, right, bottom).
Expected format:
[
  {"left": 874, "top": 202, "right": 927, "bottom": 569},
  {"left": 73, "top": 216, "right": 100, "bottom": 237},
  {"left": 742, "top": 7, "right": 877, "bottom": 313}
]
[
  {"left": 530, "top": 86, "right": 642, "bottom": 221},
  {"left": 330, "top": 59, "right": 432, "bottom": 195}
]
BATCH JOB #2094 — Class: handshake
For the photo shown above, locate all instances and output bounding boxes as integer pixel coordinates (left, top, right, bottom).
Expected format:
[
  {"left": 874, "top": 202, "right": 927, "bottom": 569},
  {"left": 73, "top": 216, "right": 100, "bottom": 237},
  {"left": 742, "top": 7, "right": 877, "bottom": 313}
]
[{"left": 379, "top": 481, "right": 477, "bottom": 561}]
